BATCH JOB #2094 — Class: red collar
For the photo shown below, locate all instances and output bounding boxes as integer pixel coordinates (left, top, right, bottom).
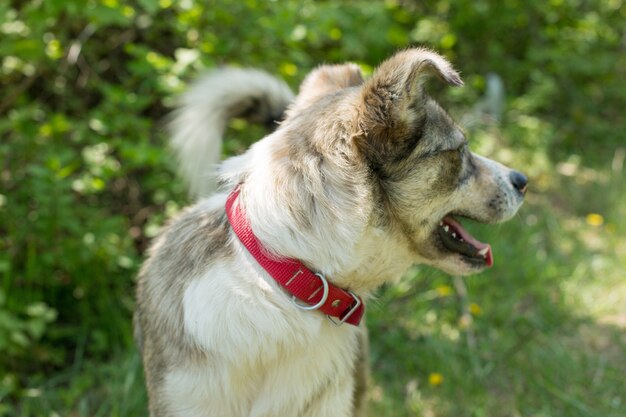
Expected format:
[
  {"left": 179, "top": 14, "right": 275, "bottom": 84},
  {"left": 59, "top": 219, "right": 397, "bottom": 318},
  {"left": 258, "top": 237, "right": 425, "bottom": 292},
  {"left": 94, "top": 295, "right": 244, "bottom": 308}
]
[{"left": 225, "top": 186, "right": 364, "bottom": 326}]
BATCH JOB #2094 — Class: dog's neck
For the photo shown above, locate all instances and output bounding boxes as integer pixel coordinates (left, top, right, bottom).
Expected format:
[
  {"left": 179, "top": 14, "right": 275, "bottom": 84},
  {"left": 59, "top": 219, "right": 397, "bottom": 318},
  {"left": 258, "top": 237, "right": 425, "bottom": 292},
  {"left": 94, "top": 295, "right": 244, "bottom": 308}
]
[{"left": 227, "top": 134, "right": 415, "bottom": 295}]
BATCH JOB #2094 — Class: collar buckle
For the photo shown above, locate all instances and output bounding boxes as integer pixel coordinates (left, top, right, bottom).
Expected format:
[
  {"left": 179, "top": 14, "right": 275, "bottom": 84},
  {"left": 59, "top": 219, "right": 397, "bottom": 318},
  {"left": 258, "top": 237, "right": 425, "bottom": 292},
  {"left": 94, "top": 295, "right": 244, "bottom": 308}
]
[{"left": 327, "top": 291, "right": 362, "bottom": 326}]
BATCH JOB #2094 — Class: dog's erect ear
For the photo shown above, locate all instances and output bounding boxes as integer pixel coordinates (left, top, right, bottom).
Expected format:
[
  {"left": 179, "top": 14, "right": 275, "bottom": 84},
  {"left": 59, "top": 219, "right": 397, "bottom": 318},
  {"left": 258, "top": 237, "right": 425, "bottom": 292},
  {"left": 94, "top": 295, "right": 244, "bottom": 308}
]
[
  {"left": 354, "top": 48, "right": 462, "bottom": 161},
  {"left": 361, "top": 48, "right": 462, "bottom": 109},
  {"left": 293, "top": 63, "right": 364, "bottom": 109}
]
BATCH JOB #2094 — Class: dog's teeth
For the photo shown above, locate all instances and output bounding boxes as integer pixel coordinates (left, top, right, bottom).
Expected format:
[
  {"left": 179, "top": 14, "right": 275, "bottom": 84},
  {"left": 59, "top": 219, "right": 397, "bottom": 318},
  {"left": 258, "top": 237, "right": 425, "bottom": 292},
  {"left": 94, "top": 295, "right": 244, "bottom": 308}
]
[
  {"left": 443, "top": 225, "right": 449, "bottom": 232},
  {"left": 439, "top": 221, "right": 444, "bottom": 227},
  {"left": 477, "top": 247, "right": 489, "bottom": 257},
  {"left": 459, "top": 238, "right": 464, "bottom": 242},
  {"left": 451, "top": 232, "right": 457, "bottom": 238}
]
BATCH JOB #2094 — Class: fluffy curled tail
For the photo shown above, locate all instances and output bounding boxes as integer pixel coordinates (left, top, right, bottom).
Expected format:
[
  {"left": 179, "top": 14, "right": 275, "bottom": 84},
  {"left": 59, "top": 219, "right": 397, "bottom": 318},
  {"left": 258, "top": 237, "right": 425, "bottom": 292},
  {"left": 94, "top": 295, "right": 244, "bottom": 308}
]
[{"left": 169, "top": 68, "right": 294, "bottom": 199}]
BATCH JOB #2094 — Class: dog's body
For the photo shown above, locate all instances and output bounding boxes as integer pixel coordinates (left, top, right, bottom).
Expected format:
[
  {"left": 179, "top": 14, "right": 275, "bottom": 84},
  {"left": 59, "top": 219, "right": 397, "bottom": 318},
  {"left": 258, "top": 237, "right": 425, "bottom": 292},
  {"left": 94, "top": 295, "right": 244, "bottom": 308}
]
[{"left": 135, "top": 49, "right": 527, "bottom": 417}]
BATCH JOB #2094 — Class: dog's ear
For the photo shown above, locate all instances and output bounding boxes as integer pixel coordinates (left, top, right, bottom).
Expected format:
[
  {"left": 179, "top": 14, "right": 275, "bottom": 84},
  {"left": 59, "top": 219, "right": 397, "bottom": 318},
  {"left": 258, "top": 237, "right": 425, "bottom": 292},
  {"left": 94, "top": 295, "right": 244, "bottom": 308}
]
[
  {"left": 293, "top": 63, "right": 364, "bottom": 109},
  {"left": 354, "top": 48, "right": 462, "bottom": 162}
]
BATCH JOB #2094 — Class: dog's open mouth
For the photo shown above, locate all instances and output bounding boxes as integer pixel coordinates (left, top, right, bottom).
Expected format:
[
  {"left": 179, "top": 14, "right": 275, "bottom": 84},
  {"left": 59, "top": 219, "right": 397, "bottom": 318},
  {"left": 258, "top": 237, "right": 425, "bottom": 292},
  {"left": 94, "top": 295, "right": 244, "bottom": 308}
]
[{"left": 438, "top": 215, "right": 493, "bottom": 267}]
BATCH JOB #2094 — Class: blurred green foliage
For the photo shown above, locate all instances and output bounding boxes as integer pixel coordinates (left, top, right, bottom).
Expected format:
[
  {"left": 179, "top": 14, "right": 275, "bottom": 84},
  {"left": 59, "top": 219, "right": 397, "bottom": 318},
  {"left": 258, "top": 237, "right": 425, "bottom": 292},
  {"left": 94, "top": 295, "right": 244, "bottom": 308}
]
[{"left": 1, "top": 0, "right": 625, "bottom": 416}]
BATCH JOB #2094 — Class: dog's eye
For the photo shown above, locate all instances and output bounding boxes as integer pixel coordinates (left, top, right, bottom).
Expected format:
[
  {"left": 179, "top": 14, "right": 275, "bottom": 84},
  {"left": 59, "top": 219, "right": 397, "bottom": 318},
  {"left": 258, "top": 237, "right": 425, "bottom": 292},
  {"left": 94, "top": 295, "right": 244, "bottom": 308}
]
[{"left": 455, "top": 141, "right": 468, "bottom": 153}]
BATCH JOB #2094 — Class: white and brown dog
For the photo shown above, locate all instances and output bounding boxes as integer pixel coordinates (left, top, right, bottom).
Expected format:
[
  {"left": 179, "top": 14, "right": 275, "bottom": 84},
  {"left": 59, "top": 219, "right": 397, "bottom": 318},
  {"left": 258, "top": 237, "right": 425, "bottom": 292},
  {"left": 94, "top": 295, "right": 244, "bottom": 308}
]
[{"left": 134, "top": 48, "right": 527, "bottom": 416}]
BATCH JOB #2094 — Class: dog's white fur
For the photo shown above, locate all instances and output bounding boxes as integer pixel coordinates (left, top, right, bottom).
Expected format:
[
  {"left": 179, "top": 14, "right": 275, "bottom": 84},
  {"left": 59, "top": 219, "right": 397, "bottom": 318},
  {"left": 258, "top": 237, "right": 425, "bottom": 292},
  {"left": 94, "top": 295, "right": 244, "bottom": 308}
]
[{"left": 136, "top": 49, "right": 526, "bottom": 416}]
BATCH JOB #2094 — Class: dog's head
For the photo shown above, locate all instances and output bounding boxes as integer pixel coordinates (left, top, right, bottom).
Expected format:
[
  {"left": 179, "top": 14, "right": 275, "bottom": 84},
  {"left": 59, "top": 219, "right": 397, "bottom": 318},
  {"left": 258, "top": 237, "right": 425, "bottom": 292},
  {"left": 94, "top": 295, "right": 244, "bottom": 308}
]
[
  {"left": 353, "top": 49, "right": 526, "bottom": 275},
  {"left": 274, "top": 48, "right": 526, "bottom": 278}
]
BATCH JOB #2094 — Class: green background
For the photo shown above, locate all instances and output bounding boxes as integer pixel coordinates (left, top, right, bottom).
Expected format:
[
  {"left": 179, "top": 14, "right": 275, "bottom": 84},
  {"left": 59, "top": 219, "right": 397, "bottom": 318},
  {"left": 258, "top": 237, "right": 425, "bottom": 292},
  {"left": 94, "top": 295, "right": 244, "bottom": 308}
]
[{"left": 1, "top": 0, "right": 625, "bottom": 416}]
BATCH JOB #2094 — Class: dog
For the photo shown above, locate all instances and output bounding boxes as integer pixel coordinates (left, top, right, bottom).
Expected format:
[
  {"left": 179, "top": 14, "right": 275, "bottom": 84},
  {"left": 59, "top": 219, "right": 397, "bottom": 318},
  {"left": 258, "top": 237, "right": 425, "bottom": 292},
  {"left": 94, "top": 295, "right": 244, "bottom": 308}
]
[{"left": 134, "top": 48, "right": 527, "bottom": 417}]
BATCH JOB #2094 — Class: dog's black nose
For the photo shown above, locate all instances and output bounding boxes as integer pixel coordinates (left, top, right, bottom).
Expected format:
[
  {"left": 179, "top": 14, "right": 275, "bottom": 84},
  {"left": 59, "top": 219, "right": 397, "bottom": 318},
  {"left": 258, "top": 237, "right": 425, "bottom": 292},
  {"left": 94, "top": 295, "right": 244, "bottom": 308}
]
[{"left": 510, "top": 170, "right": 528, "bottom": 195}]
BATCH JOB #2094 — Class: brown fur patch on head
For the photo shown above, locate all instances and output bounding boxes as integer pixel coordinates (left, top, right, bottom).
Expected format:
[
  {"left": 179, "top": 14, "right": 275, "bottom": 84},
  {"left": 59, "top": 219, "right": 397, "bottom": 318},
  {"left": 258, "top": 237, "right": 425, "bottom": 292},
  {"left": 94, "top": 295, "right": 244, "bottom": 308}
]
[
  {"left": 292, "top": 63, "right": 364, "bottom": 110},
  {"left": 353, "top": 48, "right": 463, "bottom": 169}
]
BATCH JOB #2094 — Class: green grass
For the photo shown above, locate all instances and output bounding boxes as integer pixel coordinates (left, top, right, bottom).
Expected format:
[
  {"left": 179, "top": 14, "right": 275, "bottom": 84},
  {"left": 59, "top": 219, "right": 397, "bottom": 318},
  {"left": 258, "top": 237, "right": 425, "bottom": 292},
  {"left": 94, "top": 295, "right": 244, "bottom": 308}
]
[{"left": 6, "top": 351, "right": 147, "bottom": 417}]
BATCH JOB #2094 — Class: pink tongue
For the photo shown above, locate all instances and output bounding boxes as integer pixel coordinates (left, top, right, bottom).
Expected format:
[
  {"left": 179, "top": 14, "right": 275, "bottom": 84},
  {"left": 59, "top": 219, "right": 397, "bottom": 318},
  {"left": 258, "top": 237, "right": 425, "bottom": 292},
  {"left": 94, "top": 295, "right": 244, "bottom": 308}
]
[{"left": 443, "top": 216, "right": 493, "bottom": 267}]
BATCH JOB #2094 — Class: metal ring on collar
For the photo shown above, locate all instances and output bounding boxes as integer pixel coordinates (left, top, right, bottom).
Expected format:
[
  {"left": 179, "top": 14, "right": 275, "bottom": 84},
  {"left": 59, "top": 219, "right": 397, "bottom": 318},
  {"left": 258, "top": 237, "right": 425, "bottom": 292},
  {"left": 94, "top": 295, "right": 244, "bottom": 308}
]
[{"left": 291, "top": 273, "right": 329, "bottom": 311}]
